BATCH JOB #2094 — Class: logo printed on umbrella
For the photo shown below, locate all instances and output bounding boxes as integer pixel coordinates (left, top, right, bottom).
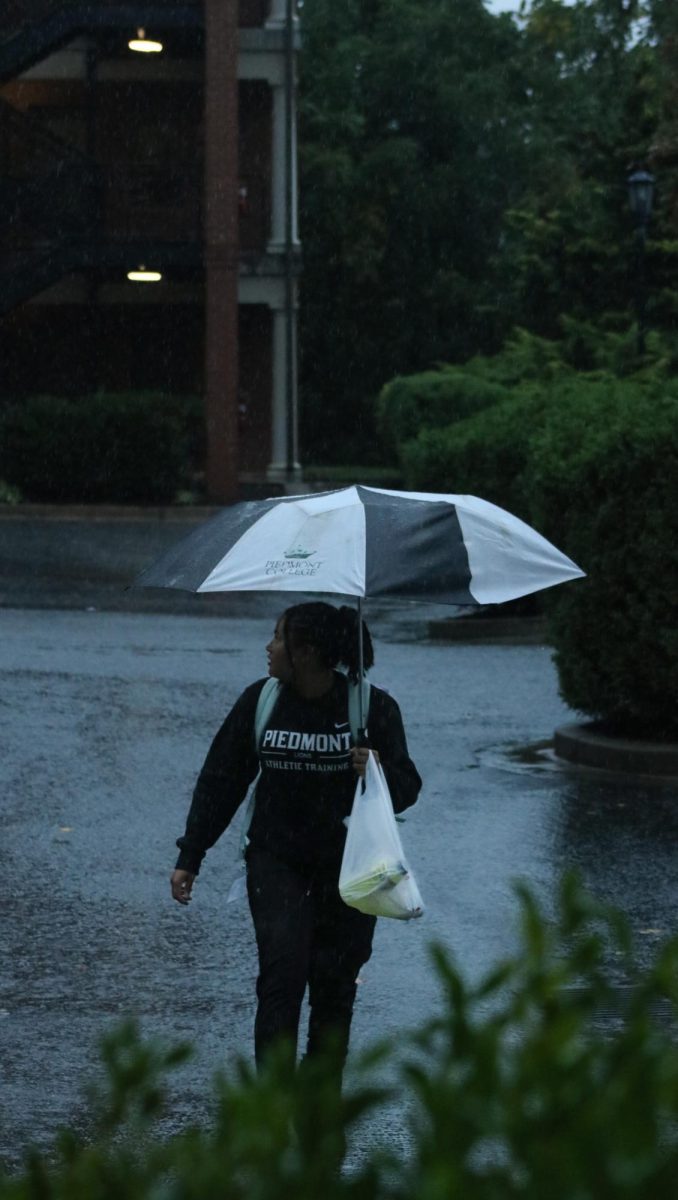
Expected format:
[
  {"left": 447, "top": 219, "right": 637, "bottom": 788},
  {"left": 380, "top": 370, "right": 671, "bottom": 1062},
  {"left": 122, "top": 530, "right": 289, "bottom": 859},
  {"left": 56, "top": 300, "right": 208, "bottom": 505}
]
[{"left": 265, "top": 541, "right": 323, "bottom": 577}]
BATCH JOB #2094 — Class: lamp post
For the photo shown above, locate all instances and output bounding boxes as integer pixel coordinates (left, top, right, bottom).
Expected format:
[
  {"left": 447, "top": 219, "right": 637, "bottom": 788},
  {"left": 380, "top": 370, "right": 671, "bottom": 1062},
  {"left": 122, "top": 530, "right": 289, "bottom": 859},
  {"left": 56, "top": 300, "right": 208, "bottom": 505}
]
[{"left": 627, "top": 169, "right": 655, "bottom": 357}]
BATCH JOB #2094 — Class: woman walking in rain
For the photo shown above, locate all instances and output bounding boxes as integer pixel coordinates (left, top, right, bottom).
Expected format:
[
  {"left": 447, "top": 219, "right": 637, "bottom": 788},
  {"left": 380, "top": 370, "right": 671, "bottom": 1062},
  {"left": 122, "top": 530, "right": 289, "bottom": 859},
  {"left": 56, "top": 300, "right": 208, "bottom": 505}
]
[{"left": 170, "top": 601, "right": 421, "bottom": 1085}]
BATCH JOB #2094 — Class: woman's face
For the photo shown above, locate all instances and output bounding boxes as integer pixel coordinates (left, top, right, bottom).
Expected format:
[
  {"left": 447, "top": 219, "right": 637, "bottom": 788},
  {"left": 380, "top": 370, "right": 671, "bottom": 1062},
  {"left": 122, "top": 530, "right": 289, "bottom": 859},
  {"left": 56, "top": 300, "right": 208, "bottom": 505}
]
[{"left": 266, "top": 617, "right": 293, "bottom": 682}]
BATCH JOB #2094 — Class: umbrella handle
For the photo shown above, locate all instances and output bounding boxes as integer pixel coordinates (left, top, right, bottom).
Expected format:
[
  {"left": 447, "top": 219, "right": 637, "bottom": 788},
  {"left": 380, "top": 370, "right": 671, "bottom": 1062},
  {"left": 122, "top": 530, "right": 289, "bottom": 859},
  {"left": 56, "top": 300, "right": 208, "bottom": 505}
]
[
  {"left": 355, "top": 600, "right": 370, "bottom": 747},
  {"left": 356, "top": 597, "right": 369, "bottom": 748},
  {"left": 357, "top": 595, "right": 365, "bottom": 715}
]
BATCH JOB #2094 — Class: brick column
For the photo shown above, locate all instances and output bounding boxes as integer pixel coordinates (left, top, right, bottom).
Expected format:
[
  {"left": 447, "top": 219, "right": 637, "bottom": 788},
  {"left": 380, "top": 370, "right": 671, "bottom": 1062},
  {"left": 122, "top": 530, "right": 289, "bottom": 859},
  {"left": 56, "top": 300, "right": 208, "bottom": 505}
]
[{"left": 204, "top": 0, "right": 239, "bottom": 503}]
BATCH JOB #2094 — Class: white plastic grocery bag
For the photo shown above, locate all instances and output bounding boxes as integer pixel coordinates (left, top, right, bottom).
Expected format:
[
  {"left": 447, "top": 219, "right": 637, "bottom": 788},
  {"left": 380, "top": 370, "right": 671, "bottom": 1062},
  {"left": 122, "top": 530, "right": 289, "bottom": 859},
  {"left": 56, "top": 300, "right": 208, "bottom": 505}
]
[{"left": 339, "top": 751, "right": 424, "bottom": 920}]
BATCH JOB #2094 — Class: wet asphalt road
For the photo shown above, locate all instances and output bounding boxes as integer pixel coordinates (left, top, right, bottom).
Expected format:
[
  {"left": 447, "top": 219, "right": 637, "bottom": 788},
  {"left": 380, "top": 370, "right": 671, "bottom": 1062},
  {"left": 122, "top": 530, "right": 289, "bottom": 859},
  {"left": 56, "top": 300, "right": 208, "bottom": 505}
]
[{"left": 2, "top": 602, "right": 677, "bottom": 1172}]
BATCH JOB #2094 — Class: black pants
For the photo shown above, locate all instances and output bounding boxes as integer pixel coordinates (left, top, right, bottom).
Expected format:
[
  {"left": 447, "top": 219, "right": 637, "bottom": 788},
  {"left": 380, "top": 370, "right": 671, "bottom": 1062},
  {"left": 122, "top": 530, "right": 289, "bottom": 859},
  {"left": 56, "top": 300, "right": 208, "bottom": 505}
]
[{"left": 246, "top": 847, "right": 376, "bottom": 1076}]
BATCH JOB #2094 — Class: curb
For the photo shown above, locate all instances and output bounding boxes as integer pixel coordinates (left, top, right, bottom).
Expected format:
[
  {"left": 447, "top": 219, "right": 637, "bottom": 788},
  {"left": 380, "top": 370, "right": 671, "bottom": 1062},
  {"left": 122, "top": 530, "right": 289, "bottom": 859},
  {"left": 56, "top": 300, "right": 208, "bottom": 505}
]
[{"left": 554, "top": 723, "right": 678, "bottom": 779}]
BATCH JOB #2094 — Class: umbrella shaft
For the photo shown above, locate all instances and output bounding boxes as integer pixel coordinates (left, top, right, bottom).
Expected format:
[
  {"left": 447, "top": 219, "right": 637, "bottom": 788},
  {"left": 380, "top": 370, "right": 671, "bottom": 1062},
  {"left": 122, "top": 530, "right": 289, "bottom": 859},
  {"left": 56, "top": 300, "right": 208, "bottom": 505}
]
[{"left": 357, "top": 596, "right": 366, "bottom": 742}]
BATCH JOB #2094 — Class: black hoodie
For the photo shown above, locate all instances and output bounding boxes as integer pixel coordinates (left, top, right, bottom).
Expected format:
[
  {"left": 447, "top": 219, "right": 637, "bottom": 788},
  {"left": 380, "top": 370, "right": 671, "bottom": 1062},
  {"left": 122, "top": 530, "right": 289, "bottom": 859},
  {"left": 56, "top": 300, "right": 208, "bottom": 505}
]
[{"left": 175, "top": 672, "right": 421, "bottom": 876}]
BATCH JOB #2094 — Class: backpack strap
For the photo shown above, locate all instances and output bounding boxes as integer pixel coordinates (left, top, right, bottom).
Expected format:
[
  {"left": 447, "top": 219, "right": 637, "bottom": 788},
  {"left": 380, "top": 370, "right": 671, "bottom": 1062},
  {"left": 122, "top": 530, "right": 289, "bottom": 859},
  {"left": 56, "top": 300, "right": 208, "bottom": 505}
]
[
  {"left": 254, "top": 677, "right": 282, "bottom": 751},
  {"left": 241, "top": 678, "right": 282, "bottom": 859}
]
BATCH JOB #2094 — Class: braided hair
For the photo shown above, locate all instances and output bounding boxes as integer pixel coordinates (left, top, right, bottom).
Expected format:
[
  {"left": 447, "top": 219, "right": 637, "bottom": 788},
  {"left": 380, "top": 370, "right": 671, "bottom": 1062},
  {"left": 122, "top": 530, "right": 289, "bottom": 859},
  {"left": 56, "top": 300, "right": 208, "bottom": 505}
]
[{"left": 282, "top": 601, "right": 374, "bottom": 683}]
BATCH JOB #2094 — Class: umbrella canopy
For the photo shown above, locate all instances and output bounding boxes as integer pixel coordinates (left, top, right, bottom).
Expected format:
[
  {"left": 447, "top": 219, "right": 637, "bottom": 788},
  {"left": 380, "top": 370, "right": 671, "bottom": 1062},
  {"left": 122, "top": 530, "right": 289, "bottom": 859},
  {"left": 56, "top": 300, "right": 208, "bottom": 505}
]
[{"left": 134, "top": 485, "right": 584, "bottom": 605}]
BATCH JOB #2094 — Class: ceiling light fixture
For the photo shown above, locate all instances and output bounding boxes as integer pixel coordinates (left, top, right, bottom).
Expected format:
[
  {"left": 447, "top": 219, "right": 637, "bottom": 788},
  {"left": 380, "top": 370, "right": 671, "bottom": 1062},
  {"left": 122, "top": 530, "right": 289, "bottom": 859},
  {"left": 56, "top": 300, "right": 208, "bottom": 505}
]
[
  {"left": 128, "top": 27, "right": 163, "bottom": 53},
  {"left": 127, "top": 266, "right": 163, "bottom": 282}
]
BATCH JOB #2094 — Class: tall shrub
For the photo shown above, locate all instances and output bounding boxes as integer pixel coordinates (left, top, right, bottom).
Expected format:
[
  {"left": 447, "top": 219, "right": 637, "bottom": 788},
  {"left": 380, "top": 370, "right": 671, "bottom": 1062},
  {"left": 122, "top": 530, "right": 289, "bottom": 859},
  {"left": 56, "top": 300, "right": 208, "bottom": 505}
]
[
  {"left": 528, "top": 381, "right": 678, "bottom": 738},
  {"left": 376, "top": 368, "right": 508, "bottom": 459},
  {"left": 400, "top": 367, "right": 678, "bottom": 737},
  {"left": 400, "top": 384, "right": 548, "bottom": 519}
]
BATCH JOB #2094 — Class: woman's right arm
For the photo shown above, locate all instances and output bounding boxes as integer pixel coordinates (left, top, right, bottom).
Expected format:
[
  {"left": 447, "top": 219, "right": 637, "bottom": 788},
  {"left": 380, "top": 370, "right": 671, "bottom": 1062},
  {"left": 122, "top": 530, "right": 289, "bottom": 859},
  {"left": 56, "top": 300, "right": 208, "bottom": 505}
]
[
  {"left": 173, "top": 682, "right": 263, "bottom": 880},
  {"left": 368, "top": 688, "right": 422, "bottom": 814}
]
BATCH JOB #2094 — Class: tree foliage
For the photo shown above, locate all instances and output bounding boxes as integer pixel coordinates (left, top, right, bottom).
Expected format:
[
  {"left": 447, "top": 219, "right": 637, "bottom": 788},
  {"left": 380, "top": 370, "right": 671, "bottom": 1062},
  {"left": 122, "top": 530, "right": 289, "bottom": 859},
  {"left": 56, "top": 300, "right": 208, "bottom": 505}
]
[
  {"left": 298, "top": 0, "right": 528, "bottom": 460},
  {"left": 298, "top": 0, "right": 678, "bottom": 462}
]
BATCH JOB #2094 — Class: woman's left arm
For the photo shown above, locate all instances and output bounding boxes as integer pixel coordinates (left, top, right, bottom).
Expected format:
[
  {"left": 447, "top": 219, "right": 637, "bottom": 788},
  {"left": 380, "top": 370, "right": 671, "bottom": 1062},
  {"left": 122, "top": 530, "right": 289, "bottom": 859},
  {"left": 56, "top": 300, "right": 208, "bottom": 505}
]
[{"left": 368, "top": 690, "right": 422, "bottom": 814}]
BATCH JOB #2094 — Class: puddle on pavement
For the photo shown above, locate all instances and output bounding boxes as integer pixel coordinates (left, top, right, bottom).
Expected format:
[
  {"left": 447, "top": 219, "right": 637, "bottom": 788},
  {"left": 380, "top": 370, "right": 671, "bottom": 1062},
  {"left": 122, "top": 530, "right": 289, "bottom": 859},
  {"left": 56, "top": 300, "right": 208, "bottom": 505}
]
[
  {"left": 475, "top": 740, "right": 561, "bottom": 777},
  {"left": 477, "top": 741, "right": 678, "bottom": 790}
]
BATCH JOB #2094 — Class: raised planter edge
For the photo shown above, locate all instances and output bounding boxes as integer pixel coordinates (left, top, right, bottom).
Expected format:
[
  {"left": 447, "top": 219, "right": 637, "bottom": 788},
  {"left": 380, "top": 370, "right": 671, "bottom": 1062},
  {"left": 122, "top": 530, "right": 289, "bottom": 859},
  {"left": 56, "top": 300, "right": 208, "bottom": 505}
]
[{"left": 554, "top": 723, "right": 678, "bottom": 779}]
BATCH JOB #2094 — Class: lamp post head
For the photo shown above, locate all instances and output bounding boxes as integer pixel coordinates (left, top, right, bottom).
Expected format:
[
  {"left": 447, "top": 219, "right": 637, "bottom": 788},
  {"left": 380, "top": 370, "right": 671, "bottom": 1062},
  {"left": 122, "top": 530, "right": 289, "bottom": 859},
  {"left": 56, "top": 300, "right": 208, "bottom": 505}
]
[{"left": 627, "top": 169, "right": 655, "bottom": 224}]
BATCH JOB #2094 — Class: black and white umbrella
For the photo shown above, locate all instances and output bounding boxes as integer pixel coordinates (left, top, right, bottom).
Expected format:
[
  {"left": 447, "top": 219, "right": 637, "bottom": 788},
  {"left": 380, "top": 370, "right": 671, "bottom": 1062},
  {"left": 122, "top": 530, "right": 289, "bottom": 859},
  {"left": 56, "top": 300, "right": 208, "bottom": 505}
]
[
  {"left": 135, "top": 485, "right": 584, "bottom": 732},
  {"left": 135, "top": 485, "right": 584, "bottom": 607}
]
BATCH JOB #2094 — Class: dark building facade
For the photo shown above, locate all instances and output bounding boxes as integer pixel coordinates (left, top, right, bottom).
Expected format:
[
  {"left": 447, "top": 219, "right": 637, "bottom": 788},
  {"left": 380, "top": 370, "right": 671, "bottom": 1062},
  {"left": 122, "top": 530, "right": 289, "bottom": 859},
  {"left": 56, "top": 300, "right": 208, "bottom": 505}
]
[{"left": 0, "top": 0, "right": 300, "bottom": 500}]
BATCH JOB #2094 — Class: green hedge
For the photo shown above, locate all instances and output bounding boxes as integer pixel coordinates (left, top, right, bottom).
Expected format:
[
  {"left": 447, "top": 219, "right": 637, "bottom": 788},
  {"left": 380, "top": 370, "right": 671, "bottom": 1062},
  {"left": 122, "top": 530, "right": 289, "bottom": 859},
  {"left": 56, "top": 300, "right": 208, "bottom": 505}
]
[
  {"left": 3, "top": 877, "right": 678, "bottom": 1198},
  {"left": 399, "top": 370, "right": 678, "bottom": 736},
  {"left": 529, "top": 381, "right": 678, "bottom": 738},
  {"left": 0, "top": 392, "right": 203, "bottom": 504},
  {"left": 400, "top": 383, "right": 547, "bottom": 519},
  {"left": 375, "top": 367, "right": 508, "bottom": 459}
]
